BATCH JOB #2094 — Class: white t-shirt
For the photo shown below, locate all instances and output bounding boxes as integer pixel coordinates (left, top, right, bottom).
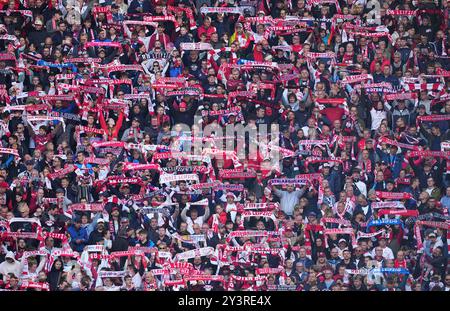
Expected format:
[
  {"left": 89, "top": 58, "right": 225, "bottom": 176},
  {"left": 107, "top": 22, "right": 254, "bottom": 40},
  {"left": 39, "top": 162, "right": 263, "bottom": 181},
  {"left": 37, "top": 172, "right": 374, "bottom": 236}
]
[
  {"left": 132, "top": 273, "right": 142, "bottom": 289},
  {"left": 186, "top": 217, "right": 204, "bottom": 234}
]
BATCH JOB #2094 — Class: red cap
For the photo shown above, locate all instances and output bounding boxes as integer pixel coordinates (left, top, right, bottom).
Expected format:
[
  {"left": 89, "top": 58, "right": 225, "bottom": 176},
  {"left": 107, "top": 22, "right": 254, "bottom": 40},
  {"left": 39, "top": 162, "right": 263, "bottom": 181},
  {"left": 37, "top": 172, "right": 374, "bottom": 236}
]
[
  {"left": 179, "top": 102, "right": 187, "bottom": 109},
  {"left": 0, "top": 181, "right": 9, "bottom": 189}
]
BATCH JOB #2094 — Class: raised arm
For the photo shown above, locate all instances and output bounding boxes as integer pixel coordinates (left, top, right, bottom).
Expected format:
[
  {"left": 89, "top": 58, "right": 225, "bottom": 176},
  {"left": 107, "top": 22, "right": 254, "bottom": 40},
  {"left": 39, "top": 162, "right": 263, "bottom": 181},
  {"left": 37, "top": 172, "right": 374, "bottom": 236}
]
[
  {"left": 272, "top": 186, "right": 284, "bottom": 198},
  {"left": 180, "top": 205, "right": 188, "bottom": 222},
  {"left": 202, "top": 203, "right": 210, "bottom": 221},
  {"left": 113, "top": 111, "right": 125, "bottom": 139}
]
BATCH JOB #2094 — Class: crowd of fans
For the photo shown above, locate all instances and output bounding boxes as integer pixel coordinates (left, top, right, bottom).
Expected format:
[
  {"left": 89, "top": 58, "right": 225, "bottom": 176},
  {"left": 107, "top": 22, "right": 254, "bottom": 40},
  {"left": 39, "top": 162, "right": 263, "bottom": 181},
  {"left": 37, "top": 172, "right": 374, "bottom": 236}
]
[{"left": 0, "top": 0, "right": 449, "bottom": 291}]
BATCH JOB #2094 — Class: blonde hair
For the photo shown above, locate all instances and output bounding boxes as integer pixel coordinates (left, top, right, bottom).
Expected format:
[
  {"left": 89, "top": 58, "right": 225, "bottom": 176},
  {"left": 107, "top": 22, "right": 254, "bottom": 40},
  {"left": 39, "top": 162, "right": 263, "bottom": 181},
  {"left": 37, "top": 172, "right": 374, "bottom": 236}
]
[{"left": 18, "top": 202, "right": 29, "bottom": 214}]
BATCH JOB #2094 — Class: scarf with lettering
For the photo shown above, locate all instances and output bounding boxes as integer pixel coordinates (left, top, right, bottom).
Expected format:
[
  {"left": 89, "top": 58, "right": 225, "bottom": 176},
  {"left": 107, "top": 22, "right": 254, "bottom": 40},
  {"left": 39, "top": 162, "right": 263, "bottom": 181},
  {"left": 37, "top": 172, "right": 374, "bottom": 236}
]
[
  {"left": 174, "top": 247, "right": 215, "bottom": 261},
  {"left": 356, "top": 229, "right": 386, "bottom": 240},
  {"left": 47, "top": 164, "right": 76, "bottom": 180},
  {"left": 378, "top": 209, "right": 418, "bottom": 217},
  {"left": 323, "top": 228, "right": 357, "bottom": 248},
  {"left": 416, "top": 114, "right": 450, "bottom": 126},
  {"left": 238, "top": 211, "right": 277, "bottom": 230},
  {"left": 379, "top": 136, "right": 420, "bottom": 151},
  {"left": 107, "top": 177, "right": 143, "bottom": 186},
  {"left": 159, "top": 173, "right": 199, "bottom": 184},
  {"left": 268, "top": 178, "right": 308, "bottom": 186},
  {"left": 218, "top": 169, "right": 256, "bottom": 179},
  {"left": 375, "top": 191, "right": 412, "bottom": 200},
  {"left": 225, "top": 230, "right": 277, "bottom": 243},
  {"left": 371, "top": 201, "right": 405, "bottom": 209},
  {"left": 367, "top": 218, "right": 404, "bottom": 229},
  {"left": 405, "top": 150, "right": 450, "bottom": 159},
  {"left": 142, "top": 15, "right": 180, "bottom": 31},
  {"left": 341, "top": 74, "right": 373, "bottom": 85}
]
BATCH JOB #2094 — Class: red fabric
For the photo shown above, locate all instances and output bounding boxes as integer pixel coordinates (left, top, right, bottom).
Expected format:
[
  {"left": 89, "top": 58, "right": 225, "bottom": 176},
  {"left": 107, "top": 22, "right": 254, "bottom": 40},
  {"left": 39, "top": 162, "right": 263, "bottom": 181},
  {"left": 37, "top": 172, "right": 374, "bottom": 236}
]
[
  {"left": 34, "top": 133, "right": 53, "bottom": 152},
  {"left": 148, "top": 33, "right": 171, "bottom": 50},
  {"left": 370, "top": 58, "right": 390, "bottom": 73},
  {"left": 253, "top": 49, "right": 264, "bottom": 62},
  {"left": 320, "top": 107, "right": 345, "bottom": 124},
  {"left": 394, "top": 259, "right": 407, "bottom": 268},
  {"left": 99, "top": 111, "right": 124, "bottom": 141},
  {"left": 197, "top": 25, "right": 217, "bottom": 41},
  {"left": 207, "top": 211, "right": 227, "bottom": 227},
  {"left": 382, "top": 168, "right": 393, "bottom": 180}
]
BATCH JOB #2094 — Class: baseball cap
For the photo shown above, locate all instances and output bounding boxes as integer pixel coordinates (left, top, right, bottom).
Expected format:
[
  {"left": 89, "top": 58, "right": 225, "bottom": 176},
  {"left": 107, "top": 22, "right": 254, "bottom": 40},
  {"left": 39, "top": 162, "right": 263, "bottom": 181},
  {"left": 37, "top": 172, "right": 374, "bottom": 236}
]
[
  {"left": 97, "top": 218, "right": 105, "bottom": 224},
  {"left": 338, "top": 238, "right": 347, "bottom": 244},
  {"left": 308, "top": 211, "right": 317, "bottom": 217},
  {"left": 226, "top": 192, "right": 236, "bottom": 199}
]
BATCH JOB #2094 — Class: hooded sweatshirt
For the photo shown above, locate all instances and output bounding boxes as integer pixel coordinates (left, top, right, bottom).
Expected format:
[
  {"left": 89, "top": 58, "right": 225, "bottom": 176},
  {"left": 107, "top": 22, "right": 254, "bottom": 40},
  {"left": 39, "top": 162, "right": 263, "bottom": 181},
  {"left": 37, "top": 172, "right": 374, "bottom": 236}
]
[{"left": 0, "top": 251, "right": 21, "bottom": 280}]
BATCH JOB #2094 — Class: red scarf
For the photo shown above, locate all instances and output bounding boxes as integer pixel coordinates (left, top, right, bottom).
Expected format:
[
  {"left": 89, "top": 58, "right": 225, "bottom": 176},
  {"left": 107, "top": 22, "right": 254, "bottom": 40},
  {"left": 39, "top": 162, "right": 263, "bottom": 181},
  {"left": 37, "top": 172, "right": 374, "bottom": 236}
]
[
  {"left": 109, "top": 218, "right": 119, "bottom": 239},
  {"left": 253, "top": 47, "right": 264, "bottom": 62},
  {"left": 143, "top": 280, "right": 158, "bottom": 291},
  {"left": 359, "top": 159, "right": 372, "bottom": 174},
  {"left": 343, "top": 51, "right": 354, "bottom": 63}
]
